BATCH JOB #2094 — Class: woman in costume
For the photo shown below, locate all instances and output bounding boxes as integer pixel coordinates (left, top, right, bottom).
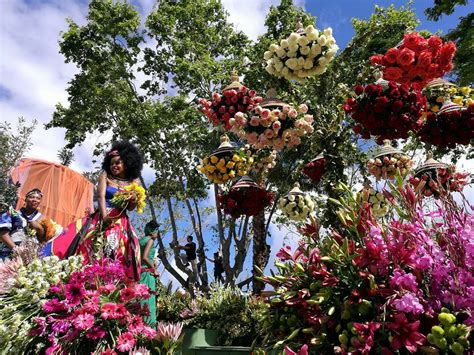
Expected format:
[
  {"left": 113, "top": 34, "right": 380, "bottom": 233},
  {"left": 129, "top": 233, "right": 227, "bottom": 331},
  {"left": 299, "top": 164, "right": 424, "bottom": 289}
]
[
  {"left": 139, "top": 220, "right": 159, "bottom": 326},
  {"left": 0, "top": 188, "right": 45, "bottom": 260},
  {"left": 43, "top": 141, "right": 144, "bottom": 280}
]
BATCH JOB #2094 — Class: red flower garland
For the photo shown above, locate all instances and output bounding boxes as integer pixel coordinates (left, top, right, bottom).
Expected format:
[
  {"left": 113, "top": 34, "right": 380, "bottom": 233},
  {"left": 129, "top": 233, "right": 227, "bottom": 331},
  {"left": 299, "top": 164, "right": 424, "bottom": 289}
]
[
  {"left": 370, "top": 33, "right": 456, "bottom": 89},
  {"left": 199, "top": 87, "right": 263, "bottom": 130},
  {"left": 344, "top": 81, "right": 427, "bottom": 144},
  {"left": 409, "top": 167, "right": 469, "bottom": 198},
  {"left": 218, "top": 187, "right": 273, "bottom": 218},
  {"left": 418, "top": 104, "right": 474, "bottom": 148},
  {"left": 303, "top": 157, "right": 326, "bottom": 183}
]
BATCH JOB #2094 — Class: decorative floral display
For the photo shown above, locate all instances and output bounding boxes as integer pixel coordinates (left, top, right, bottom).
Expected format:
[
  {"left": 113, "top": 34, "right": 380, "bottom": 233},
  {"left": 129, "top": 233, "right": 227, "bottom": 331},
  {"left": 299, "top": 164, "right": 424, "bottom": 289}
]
[
  {"left": 409, "top": 166, "right": 470, "bottom": 198},
  {"left": 370, "top": 32, "right": 456, "bottom": 89},
  {"left": 423, "top": 82, "right": 473, "bottom": 113},
  {"left": 0, "top": 255, "right": 83, "bottom": 352},
  {"left": 230, "top": 103, "right": 314, "bottom": 150},
  {"left": 359, "top": 187, "right": 389, "bottom": 218},
  {"left": 110, "top": 182, "right": 147, "bottom": 214},
  {"left": 265, "top": 25, "right": 338, "bottom": 82},
  {"left": 199, "top": 75, "right": 263, "bottom": 130},
  {"left": 37, "top": 218, "right": 63, "bottom": 242},
  {"left": 198, "top": 150, "right": 253, "bottom": 184},
  {"left": 278, "top": 184, "right": 315, "bottom": 222},
  {"left": 218, "top": 185, "right": 273, "bottom": 219},
  {"left": 418, "top": 104, "right": 474, "bottom": 148},
  {"left": 344, "top": 80, "right": 426, "bottom": 143},
  {"left": 29, "top": 258, "right": 156, "bottom": 354},
  {"left": 302, "top": 156, "right": 326, "bottom": 183},
  {"left": 367, "top": 151, "right": 413, "bottom": 181},
  {"left": 259, "top": 181, "right": 472, "bottom": 354},
  {"left": 251, "top": 149, "right": 278, "bottom": 180}
]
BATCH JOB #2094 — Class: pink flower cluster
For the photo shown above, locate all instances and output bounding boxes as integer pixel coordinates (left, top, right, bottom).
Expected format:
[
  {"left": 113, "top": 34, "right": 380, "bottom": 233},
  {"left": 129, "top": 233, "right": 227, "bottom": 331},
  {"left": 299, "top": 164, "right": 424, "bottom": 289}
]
[
  {"left": 230, "top": 104, "right": 314, "bottom": 150},
  {"left": 199, "top": 87, "right": 263, "bottom": 130},
  {"left": 370, "top": 32, "right": 456, "bottom": 89},
  {"left": 30, "top": 259, "right": 156, "bottom": 354}
]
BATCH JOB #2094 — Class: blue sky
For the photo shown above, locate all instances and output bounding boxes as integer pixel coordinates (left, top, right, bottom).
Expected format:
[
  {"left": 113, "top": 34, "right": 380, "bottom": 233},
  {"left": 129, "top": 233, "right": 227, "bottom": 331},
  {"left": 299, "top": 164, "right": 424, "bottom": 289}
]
[{"left": 1, "top": 0, "right": 472, "bottom": 286}]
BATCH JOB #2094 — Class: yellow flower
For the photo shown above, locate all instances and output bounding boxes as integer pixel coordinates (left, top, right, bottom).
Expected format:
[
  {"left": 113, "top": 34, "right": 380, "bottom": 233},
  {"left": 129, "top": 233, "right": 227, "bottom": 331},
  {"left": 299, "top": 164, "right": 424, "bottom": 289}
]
[
  {"left": 217, "top": 158, "right": 226, "bottom": 168},
  {"left": 219, "top": 167, "right": 227, "bottom": 174},
  {"left": 460, "top": 87, "right": 471, "bottom": 96},
  {"left": 210, "top": 155, "right": 218, "bottom": 164},
  {"left": 232, "top": 155, "right": 240, "bottom": 162},
  {"left": 436, "top": 96, "right": 444, "bottom": 103},
  {"left": 199, "top": 166, "right": 206, "bottom": 173},
  {"left": 453, "top": 96, "right": 463, "bottom": 105},
  {"left": 248, "top": 157, "right": 254, "bottom": 164},
  {"left": 206, "top": 165, "right": 216, "bottom": 173},
  {"left": 228, "top": 170, "right": 236, "bottom": 178},
  {"left": 203, "top": 157, "right": 209, "bottom": 164},
  {"left": 223, "top": 174, "right": 229, "bottom": 181},
  {"left": 226, "top": 161, "right": 235, "bottom": 169},
  {"left": 449, "top": 87, "right": 457, "bottom": 95},
  {"left": 431, "top": 105, "right": 440, "bottom": 113},
  {"left": 466, "top": 98, "right": 473, "bottom": 106}
]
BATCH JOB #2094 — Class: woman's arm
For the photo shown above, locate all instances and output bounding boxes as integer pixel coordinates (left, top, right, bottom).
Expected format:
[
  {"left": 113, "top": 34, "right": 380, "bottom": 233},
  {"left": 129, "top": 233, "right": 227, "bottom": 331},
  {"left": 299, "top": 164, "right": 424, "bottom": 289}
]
[
  {"left": 98, "top": 172, "right": 110, "bottom": 223},
  {"left": 0, "top": 230, "right": 16, "bottom": 249},
  {"left": 142, "top": 239, "right": 155, "bottom": 270}
]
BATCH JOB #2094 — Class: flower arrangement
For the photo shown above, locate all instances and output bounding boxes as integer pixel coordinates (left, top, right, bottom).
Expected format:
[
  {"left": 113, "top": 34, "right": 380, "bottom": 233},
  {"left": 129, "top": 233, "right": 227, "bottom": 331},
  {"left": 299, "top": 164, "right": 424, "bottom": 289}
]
[
  {"left": 302, "top": 156, "right": 326, "bottom": 183},
  {"left": 198, "top": 149, "right": 252, "bottom": 184},
  {"left": 258, "top": 181, "right": 472, "bottom": 354},
  {"left": 230, "top": 101, "right": 314, "bottom": 150},
  {"left": 110, "top": 182, "right": 147, "bottom": 214},
  {"left": 278, "top": 184, "right": 315, "bottom": 222},
  {"left": 409, "top": 166, "right": 470, "bottom": 198},
  {"left": 0, "top": 255, "right": 83, "bottom": 352},
  {"left": 367, "top": 142, "right": 413, "bottom": 181},
  {"left": 417, "top": 104, "right": 474, "bottom": 148},
  {"left": 199, "top": 73, "right": 263, "bottom": 130},
  {"left": 344, "top": 80, "right": 426, "bottom": 144},
  {"left": 218, "top": 183, "right": 273, "bottom": 219},
  {"left": 423, "top": 81, "right": 473, "bottom": 113},
  {"left": 36, "top": 218, "right": 63, "bottom": 243},
  {"left": 28, "top": 258, "right": 156, "bottom": 354},
  {"left": 265, "top": 25, "right": 338, "bottom": 82},
  {"left": 370, "top": 32, "right": 456, "bottom": 89},
  {"left": 359, "top": 187, "right": 389, "bottom": 218}
]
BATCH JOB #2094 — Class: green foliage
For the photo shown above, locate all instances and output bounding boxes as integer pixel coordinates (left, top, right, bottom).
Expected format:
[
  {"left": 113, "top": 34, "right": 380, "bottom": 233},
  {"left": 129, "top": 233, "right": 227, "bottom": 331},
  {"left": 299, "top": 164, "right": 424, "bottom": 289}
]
[
  {"left": 57, "top": 146, "right": 74, "bottom": 167},
  {"left": 0, "top": 118, "right": 36, "bottom": 210},
  {"left": 446, "top": 13, "right": 474, "bottom": 86},
  {"left": 425, "top": 0, "right": 469, "bottom": 20}
]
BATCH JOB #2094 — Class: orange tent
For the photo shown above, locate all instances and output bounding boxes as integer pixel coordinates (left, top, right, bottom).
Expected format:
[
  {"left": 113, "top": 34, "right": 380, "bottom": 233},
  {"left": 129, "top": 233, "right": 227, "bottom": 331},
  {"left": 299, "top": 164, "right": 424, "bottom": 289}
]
[{"left": 11, "top": 158, "right": 94, "bottom": 226}]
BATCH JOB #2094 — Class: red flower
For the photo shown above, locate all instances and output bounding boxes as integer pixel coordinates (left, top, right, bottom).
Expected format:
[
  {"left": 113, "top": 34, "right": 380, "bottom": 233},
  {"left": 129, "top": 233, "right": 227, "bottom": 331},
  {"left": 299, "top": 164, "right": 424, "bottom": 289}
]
[
  {"left": 386, "top": 313, "right": 425, "bottom": 353},
  {"left": 403, "top": 32, "right": 423, "bottom": 52},
  {"left": 397, "top": 48, "right": 415, "bottom": 66},
  {"left": 116, "top": 332, "right": 136, "bottom": 352},
  {"left": 384, "top": 48, "right": 399, "bottom": 64},
  {"left": 354, "top": 85, "right": 365, "bottom": 96},
  {"left": 370, "top": 55, "right": 384, "bottom": 66},
  {"left": 417, "top": 50, "right": 432, "bottom": 67},
  {"left": 383, "top": 67, "right": 403, "bottom": 81},
  {"left": 427, "top": 35, "right": 442, "bottom": 49}
]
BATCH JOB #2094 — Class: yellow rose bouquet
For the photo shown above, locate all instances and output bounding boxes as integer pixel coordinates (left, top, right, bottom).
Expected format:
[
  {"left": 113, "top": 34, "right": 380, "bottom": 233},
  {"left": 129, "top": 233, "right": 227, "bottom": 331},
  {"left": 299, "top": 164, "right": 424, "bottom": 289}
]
[
  {"left": 198, "top": 150, "right": 253, "bottom": 184},
  {"left": 110, "top": 182, "right": 147, "bottom": 213}
]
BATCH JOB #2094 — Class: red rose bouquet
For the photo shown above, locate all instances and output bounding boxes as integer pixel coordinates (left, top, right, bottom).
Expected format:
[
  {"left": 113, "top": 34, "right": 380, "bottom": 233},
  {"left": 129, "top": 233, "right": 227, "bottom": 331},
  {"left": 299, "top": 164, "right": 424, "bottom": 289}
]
[
  {"left": 199, "top": 76, "right": 263, "bottom": 130},
  {"left": 218, "top": 186, "right": 273, "bottom": 219},
  {"left": 409, "top": 166, "right": 469, "bottom": 198},
  {"left": 344, "top": 80, "right": 426, "bottom": 144},
  {"left": 303, "top": 156, "right": 326, "bottom": 183},
  {"left": 418, "top": 104, "right": 474, "bottom": 148},
  {"left": 370, "top": 32, "right": 456, "bottom": 89}
]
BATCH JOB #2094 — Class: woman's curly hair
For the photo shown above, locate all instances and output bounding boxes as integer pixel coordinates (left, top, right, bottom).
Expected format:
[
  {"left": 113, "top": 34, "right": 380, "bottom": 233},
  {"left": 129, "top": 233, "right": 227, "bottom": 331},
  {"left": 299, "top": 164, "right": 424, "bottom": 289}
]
[{"left": 102, "top": 141, "right": 143, "bottom": 180}]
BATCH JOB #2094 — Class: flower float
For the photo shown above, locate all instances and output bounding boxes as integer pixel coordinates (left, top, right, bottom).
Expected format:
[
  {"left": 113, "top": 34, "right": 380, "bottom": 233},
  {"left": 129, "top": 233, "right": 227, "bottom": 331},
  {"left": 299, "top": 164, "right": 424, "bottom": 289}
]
[
  {"left": 218, "top": 176, "right": 273, "bottom": 218},
  {"left": 265, "top": 22, "right": 338, "bottom": 82},
  {"left": 344, "top": 79, "right": 426, "bottom": 144},
  {"left": 302, "top": 154, "right": 326, "bottom": 183},
  {"left": 199, "top": 71, "right": 263, "bottom": 130},
  {"left": 409, "top": 152, "right": 469, "bottom": 198},
  {"left": 230, "top": 89, "right": 314, "bottom": 150},
  {"left": 370, "top": 32, "right": 456, "bottom": 89},
  {"left": 278, "top": 183, "right": 315, "bottom": 221},
  {"left": 198, "top": 135, "right": 252, "bottom": 184},
  {"left": 423, "top": 78, "right": 473, "bottom": 113},
  {"left": 418, "top": 101, "right": 474, "bottom": 148},
  {"left": 367, "top": 140, "right": 413, "bottom": 180}
]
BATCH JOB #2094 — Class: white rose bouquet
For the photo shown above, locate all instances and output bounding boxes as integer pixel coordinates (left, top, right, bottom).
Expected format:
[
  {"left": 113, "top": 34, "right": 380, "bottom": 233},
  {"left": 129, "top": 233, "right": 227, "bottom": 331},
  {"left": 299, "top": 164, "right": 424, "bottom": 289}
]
[
  {"left": 264, "top": 25, "right": 338, "bottom": 82},
  {"left": 367, "top": 153, "right": 413, "bottom": 181},
  {"left": 359, "top": 188, "right": 389, "bottom": 218},
  {"left": 278, "top": 185, "right": 315, "bottom": 222}
]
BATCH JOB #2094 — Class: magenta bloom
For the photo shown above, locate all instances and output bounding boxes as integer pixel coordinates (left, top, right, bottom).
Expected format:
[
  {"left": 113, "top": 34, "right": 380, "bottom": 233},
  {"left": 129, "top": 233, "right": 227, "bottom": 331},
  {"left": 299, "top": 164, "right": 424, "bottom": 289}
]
[
  {"left": 133, "top": 283, "right": 150, "bottom": 299},
  {"left": 64, "top": 282, "right": 85, "bottom": 306},
  {"left": 284, "top": 344, "right": 308, "bottom": 355},
  {"left": 276, "top": 245, "right": 293, "bottom": 261},
  {"left": 101, "top": 303, "right": 118, "bottom": 320},
  {"left": 43, "top": 298, "right": 68, "bottom": 313},
  {"left": 392, "top": 293, "right": 424, "bottom": 314},
  {"left": 389, "top": 269, "right": 418, "bottom": 292},
  {"left": 116, "top": 332, "right": 136, "bottom": 352},
  {"left": 119, "top": 286, "right": 137, "bottom": 303},
  {"left": 386, "top": 313, "right": 425, "bottom": 353},
  {"left": 86, "top": 326, "right": 106, "bottom": 340},
  {"left": 72, "top": 313, "right": 95, "bottom": 330}
]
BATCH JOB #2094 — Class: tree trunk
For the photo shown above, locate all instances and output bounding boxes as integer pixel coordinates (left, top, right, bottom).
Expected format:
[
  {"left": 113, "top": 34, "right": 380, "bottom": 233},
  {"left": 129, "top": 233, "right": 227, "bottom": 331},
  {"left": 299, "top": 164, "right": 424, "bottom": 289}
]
[{"left": 252, "top": 210, "right": 270, "bottom": 294}]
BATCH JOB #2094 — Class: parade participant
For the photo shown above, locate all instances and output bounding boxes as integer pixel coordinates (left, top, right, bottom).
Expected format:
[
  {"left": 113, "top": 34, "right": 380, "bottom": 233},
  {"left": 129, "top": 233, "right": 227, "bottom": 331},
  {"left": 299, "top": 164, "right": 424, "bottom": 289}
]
[
  {"left": 43, "top": 141, "right": 144, "bottom": 280},
  {"left": 139, "top": 220, "right": 159, "bottom": 326},
  {"left": 0, "top": 188, "right": 45, "bottom": 260},
  {"left": 206, "top": 251, "right": 225, "bottom": 284},
  {"left": 178, "top": 235, "right": 199, "bottom": 285}
]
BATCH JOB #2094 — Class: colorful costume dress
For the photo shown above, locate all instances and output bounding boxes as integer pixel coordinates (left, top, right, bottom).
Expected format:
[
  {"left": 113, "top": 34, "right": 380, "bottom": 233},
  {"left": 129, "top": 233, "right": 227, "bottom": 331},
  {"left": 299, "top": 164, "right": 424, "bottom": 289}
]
[
  {"left": 0, "top": 207, "right": 43, "bottom": 260},
  {"left": 139, "top": 235, "right": 157, "bottom": 326},
  {"left": 42, "top": 186, "right": 140, "bottom": 280}
]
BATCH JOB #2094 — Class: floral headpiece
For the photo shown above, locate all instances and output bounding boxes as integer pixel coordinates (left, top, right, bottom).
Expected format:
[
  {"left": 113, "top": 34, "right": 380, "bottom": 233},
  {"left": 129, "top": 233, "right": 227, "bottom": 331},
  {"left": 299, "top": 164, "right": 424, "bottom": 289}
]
[{"left": 108, "top": 150, "right": 120, "bottom": 157}]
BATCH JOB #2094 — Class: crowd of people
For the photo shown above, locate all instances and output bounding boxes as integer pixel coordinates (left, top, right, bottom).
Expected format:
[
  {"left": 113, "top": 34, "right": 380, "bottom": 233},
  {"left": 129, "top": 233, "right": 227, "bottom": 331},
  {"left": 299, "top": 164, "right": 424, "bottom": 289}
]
[{"left": 0, "top": 141, "right": 226, "bottom": 326}]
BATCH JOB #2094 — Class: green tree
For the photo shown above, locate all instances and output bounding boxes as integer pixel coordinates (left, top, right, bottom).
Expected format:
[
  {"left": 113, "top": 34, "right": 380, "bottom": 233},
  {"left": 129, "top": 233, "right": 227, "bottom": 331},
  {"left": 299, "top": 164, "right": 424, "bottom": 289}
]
[
  {"left": 0, "top": 118, "right": 36, "bottom": 210},
  {"left": 425, "top": 0, "right": 469, "bottom": 20},
  {"left": 57, "top": 146, "right": 74, "bottom": 167}
]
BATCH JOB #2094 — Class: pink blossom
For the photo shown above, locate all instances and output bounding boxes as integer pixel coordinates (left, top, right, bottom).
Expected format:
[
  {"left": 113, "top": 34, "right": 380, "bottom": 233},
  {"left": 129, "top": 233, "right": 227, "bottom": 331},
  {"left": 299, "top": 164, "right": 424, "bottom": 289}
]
[
  {"left": 116, "top": 332, "right": 136, "bottom": 352},
  {"left": 156, "top": 321, "right": 183, "bottom": 342},
  {"left": 390, "top": 270, "right": 418, "bottom": 292},
  {"left": 86, "top": 326, "right": 106, "bottom": 339},
  {"left": 298, "top": 104, "right": 308, "bottom": 113},
  {"left": 392, "top": 293, "right": 424, "bottom": 314},
  {"left": 100, "top": 349, "right": 118, "bottom": 355},
  {"left": 282, "top": 105, "right": 290, "bottom": 113},
  {"left": 119, "top": 286, "right": 137, "bottom": 303},
  {"left": 64, "top": 282, "right": 85, "bottom": 306},
  {"left": 249, "top": 116, "right": 260, "bottom": 126},
  {"left": 288, "top": 108, "right": 298, "bottom": 119},
  {"left": 261, "top": 108, "right": 270, "bottom": 118},
  {"left": 101, "top": 303, "right": 118, "bottom": 320},
  {"left": 141, "top": 325, "right": 157, "bottom": 339},
  {"left": 43, "top": 298, "right": 68, "bottom": 313},
  {"left": 272, "top": 121, "right": 281, "bottom": 130},
  {"left": 133, "top": 283, "right": 150, "bottom": 299},
  {"left": 272, "top": 109, "right": 281, "bottom": 117},
  {"left": 72, "top": 313, "right": 95, "bottom": 330},
  {"left": 264, "top": 129, "right": 274, "bottom": 139},
  {"left": 284, "top": 344, "right": 308, "bottom": 355},
  {"left": 276, "top": 245, "right": 293, "bottom": 261}
]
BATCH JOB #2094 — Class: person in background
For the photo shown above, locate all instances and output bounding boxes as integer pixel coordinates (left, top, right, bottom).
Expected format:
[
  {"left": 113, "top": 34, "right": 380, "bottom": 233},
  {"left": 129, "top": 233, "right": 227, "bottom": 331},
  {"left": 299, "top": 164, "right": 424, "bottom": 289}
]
[
  {"left": 178, "top": 235, "right": 199, "bottom": 285},
  {"left": 139, "top": 220, "right": 159, "bottom": 326},
  {"left": 0, "top": 188, "right": 45, "bottom": 260},
  {"left": 206, "top": 251, "right": 225, "bottom": 284}
]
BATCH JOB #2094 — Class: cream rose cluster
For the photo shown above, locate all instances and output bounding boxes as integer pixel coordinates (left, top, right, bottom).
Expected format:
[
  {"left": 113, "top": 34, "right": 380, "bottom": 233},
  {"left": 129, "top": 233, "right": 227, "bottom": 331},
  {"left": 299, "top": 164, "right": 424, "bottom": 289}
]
[
  {"left": 278, "top": 193, "right": 315, "bottom": 222},
  {"left": 264, "top": 25, "right": 338, "bottom": 82},
  {"left": 229, "top": 103, "right": 314, "bottom": 151}
]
